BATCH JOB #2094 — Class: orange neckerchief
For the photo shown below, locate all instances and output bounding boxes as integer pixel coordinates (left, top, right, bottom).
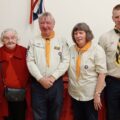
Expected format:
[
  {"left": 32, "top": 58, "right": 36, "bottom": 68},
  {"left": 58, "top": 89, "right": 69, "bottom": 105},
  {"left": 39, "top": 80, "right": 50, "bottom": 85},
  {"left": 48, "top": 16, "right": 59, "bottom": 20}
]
[
  {"left": 41, "top": 31, "right": 55, "bottom": 67},
  {"left": 75, "top": 41, "right": 91, "bottom": 80}
]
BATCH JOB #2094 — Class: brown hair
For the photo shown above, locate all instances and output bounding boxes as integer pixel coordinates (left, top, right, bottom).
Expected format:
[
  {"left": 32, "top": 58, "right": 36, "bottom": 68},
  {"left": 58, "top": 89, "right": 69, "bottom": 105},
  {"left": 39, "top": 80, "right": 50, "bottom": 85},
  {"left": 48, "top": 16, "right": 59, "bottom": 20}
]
[
  {"left": 113, "top": 4, "right": 120, "bottom": 11},
  {"left": 71, "top": 22, "right": 94, "bottom": 44}
]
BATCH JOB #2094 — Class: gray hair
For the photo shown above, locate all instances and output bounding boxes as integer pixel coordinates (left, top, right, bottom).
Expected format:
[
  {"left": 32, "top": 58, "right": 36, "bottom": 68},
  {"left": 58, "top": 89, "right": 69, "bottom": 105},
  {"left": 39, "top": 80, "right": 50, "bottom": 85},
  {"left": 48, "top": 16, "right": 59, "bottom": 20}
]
[
  {"left": 38, "top": 12, "right": 55, "bottom": 25},
  {"left": 0, "top": 28, "right": 19, "bottom": 42}
]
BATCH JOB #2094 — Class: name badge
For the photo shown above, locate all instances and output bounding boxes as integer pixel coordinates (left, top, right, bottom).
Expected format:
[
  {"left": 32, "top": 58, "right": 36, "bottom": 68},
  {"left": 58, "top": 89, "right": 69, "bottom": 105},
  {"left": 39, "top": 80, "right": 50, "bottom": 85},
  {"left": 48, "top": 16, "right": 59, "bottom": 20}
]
[{"left": 54, "top": 46, "right": 60, "bottom": 50}]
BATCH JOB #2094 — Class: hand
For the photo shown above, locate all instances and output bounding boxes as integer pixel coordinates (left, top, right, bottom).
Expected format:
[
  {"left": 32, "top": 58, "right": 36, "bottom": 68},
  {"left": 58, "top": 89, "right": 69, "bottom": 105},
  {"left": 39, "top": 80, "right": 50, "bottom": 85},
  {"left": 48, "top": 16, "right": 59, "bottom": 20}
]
[
  {"left": 94, "top": 94, "right": 102, "bottom": 111},
  {"left": 38, "top": 77, "right": 54, "bottom": 89},
  {"left": 48, "top": 75, "right": 56, "bottom": 83}
]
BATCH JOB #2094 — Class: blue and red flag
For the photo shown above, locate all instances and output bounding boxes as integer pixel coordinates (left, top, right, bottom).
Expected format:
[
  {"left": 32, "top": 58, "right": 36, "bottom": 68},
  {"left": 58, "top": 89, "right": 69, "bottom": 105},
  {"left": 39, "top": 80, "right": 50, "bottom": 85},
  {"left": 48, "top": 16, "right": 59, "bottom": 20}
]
[{"left": 29, "top": 0, "right": 45, "bottom": 24}]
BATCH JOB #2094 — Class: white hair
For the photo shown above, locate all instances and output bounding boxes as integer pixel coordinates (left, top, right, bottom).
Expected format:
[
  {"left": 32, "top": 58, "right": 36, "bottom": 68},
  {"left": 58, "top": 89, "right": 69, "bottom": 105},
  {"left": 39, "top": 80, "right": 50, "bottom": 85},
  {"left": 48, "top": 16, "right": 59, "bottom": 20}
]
[{"left": 0, "top": 28, "right": 19, "bottom": 42}]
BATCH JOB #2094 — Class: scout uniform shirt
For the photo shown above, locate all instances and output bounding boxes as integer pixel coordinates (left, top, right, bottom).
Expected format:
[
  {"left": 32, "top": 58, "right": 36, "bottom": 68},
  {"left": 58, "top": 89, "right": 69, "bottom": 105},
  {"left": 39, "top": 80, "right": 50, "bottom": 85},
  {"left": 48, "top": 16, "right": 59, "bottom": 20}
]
[
  {"left": 27, "top": 34, "right": 70, "bottom": 81},
  {"left": 99, "top": 29, "right": 120, "bottom": 78},
  {"left": 68, "top": 41, "right": 107, "bottom": 101}
]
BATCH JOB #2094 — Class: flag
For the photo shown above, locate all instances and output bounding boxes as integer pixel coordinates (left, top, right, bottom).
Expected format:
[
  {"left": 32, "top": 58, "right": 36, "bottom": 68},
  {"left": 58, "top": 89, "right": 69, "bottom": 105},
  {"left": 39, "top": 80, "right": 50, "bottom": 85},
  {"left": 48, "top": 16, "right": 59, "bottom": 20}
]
[{"left": 29, "top": 0, "right": 45, "bottom": 24}]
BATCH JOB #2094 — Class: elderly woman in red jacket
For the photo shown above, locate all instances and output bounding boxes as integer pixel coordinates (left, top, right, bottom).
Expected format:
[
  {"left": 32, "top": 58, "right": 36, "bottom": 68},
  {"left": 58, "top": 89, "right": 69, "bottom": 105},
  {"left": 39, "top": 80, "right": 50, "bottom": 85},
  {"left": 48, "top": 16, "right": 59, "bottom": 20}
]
[{"left": 0, "top": 28, "right": 33, "bottom": 120}]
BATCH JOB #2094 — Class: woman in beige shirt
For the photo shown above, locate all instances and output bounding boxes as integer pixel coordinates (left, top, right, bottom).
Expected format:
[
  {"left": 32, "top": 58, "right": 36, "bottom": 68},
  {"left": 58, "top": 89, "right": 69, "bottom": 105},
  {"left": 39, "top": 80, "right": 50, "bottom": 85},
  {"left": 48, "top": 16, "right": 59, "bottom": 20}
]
[{"left": 68, "top": 23, "right": 107, "bottom": 120}]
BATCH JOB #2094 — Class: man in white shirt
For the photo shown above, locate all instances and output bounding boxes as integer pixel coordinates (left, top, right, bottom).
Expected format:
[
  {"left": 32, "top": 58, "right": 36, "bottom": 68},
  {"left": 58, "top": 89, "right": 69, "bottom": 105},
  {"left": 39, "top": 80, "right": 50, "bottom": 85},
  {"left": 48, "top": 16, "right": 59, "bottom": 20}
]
[
  {"left": 27, "top": 12, "right": 69, "bottom": 120},
  {"left": 99, "top": 4, "right": 120, "bottom": 120}
]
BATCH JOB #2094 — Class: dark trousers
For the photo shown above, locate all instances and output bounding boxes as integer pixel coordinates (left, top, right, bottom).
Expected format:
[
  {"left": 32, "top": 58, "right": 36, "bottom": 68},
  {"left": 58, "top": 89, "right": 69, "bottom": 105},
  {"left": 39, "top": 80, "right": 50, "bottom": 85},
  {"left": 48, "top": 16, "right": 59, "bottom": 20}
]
[
  {"left": 5, "top": 101, "right": 26, "bottom": 120},
  {"left": 31, "top": 77, "right": 64, "bottom": 120},
  {"left": 105, "top": 76, "right": 120, "bottom": 120},
  {"left": 71, "top": 98, "right": 98, "bottom": 120}
]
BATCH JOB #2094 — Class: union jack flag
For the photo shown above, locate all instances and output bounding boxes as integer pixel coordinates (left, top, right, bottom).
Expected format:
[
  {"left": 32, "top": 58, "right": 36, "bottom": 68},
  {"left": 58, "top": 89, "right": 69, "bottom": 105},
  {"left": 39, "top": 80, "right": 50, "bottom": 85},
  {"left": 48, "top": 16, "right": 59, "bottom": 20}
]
[{"left": 29, "top": 0, "right": 45, "bottom": 24}]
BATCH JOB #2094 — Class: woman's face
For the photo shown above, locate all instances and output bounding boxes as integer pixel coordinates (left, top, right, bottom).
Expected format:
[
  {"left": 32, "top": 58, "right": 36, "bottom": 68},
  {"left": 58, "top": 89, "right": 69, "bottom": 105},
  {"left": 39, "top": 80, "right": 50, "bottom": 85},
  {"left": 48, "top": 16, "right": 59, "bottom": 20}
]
[
  {"left": 2, "top": 31, "right": 17, "bottom": 49},
  {"left": 74, "top": 30, "right": 87, "bottom": 48}
]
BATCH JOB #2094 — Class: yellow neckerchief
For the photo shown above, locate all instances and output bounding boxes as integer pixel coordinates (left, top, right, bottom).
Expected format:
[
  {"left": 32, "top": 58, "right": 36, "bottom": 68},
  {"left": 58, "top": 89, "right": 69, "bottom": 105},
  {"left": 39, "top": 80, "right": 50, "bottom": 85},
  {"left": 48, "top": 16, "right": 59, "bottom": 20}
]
[
  {"left": 41, "top": 31, "right": 55, "bottom": 67},
  {"left": 75, "top": 41, "right": 91, "bottom": 80}
]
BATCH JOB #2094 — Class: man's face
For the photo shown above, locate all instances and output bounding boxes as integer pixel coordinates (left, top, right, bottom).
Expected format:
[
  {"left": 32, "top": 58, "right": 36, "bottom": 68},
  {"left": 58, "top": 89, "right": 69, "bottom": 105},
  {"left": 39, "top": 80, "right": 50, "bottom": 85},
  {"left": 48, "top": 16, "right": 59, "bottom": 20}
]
[
  {"left": 112, "top": 9, "right": 120, "bottom": 29},
  {"left": 3, "top": 31, "right": 17, "bottom": 49},
  {"left": 39, "top": 16, "right": 54, "bottom": 37}
]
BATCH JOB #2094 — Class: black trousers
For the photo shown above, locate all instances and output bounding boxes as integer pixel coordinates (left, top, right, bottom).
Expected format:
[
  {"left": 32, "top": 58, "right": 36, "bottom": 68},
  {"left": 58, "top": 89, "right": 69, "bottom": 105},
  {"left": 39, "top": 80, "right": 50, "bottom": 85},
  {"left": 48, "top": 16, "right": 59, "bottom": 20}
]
[
  {"left": 71, "top": 98, "right": 98, "bottom": 120},
  {"left": 31, "top": 77, "right": 64, "bottom": 120},
  {"left": 105, "top": 76, "right": 120, "bottom": 120},
  {"left": 5, "top": 100, "right": 26, "bottom": 120}
]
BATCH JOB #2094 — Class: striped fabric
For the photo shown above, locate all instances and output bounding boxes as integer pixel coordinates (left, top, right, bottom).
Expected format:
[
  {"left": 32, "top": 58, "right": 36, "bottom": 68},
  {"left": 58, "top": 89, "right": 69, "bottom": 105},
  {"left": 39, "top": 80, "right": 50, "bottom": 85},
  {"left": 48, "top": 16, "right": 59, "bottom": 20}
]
[
  {"left": 114, "top": 28, "right": 120, "bottom": 66},
  {"left": 29, "top": 0, "right": 45, "bottom": 24}
]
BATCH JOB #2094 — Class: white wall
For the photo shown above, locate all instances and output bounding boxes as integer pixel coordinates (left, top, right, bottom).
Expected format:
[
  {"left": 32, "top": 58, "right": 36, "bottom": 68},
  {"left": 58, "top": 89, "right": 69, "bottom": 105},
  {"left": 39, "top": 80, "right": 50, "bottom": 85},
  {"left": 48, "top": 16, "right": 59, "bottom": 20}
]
[{"left": 0, "top": 0, "right": 120, "bottom": 47}]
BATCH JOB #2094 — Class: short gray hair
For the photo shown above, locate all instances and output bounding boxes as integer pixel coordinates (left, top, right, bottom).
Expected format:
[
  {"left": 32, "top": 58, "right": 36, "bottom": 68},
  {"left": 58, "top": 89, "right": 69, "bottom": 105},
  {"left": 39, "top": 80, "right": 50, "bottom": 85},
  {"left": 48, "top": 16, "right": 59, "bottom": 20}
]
[
  {"left": 1, "top": 28, "right": 19, "bottom": 42},
  {"left": 38, "top": 12, "right": 55, "bottom": 25}
]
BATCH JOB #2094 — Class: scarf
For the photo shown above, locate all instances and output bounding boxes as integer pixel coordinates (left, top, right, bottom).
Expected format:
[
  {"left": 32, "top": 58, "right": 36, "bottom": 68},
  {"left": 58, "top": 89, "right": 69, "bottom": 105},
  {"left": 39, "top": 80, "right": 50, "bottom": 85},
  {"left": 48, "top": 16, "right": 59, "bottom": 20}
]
[
  {"left": 41, "top": 31, "right": 55, "bottom": 67},
  {"left": 114, "top": 27, "right": 120, "bottom": 66},
  {"left": 75, "top": 41, "right": 91, "bottom": 80}
]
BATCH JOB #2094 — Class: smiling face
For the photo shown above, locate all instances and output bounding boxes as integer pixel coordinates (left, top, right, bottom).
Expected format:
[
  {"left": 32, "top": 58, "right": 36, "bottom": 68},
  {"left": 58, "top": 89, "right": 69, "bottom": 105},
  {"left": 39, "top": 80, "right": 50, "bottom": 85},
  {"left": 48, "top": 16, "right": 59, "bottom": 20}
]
[
  {"left": 39, "top": 15, "right": 55, "bottom": 37},
  {"left": 74, "top": 30, "right": 87, "bottom": 48},
  {"left": 2, "top": 30, "right": 17, "bottom": 50},
  {"left": 72, "top": 23, "right": 93, "bottom": 48}
]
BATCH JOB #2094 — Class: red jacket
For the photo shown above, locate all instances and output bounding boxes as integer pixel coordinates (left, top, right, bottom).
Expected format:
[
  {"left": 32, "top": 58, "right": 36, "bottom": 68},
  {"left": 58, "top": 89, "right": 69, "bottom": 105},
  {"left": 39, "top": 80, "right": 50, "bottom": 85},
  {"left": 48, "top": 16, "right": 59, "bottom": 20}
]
[{"left": 0, "top": 45, "right": 33, "bottom": 120}]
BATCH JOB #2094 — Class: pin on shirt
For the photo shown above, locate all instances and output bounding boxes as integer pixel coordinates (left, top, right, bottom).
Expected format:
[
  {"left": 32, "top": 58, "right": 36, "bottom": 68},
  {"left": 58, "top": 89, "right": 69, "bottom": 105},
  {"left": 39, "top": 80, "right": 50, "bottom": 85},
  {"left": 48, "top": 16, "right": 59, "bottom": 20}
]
[
  {"left": 84, "top": 65, "right": 88, "bottom": 69},
  {"left": 58, "top": 52, "right": 62, "bottom": 61}
]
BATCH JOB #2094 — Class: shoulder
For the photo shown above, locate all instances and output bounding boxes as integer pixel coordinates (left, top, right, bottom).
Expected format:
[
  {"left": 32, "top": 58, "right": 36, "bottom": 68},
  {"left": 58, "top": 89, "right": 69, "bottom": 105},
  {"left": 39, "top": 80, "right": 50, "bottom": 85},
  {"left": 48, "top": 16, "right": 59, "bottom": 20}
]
[
  {"left": 0, "top": 46, "right": 3, "bottom": 51},
  {"left": 99, "top": 29, "right": 115, "bottom": 42},
  {"left": 69, "top": 45, "right": 76, "bottom": 54},
  {"left": 90, "top": 42, "right": 105, "bottom": 54},
  {"left": 98, "top": 29, "right": 115, "bottom": 49},
  {"left": 29, "top": 34, "right": 43, "bottom": 45},
  {"left": 16, "top": 45, "right": 27, "bottom": 56},
  {"left": 17, "top": 45, "right": 27, "bottom": 51},
  {"left": 54, "top": 34, "right": 69, "bottom": 47},
  {"left": 69, "top": 44, "right": 75, "bottom": 50}
]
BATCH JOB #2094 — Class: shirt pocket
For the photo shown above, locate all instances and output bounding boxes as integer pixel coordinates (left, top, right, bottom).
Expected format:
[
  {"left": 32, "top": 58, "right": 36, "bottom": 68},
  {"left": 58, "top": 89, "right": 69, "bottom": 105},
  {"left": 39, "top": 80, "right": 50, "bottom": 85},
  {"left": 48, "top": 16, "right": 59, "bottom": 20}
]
[
  {"left": 33, "top": 43, "right": 45, "bottom": 62},
  {"left": 51, "top": 45, "right": 62, "bottom": 64},
  {"left": 106, "top": 41, "right": 117, "bottom": 53}
]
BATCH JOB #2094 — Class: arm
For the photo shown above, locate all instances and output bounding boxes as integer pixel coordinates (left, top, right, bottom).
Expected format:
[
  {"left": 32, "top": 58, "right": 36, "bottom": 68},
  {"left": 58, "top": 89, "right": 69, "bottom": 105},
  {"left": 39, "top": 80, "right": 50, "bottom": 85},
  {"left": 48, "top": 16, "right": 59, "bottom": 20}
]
[
  {"left": 93, "top": 45, "right": 107, "bottom": 110},
  {"left": 27, "top": 40, "right": 43, "bottom": 82},
  {"left": 94, "top": 73, "right": 106, "bottom": 110}
]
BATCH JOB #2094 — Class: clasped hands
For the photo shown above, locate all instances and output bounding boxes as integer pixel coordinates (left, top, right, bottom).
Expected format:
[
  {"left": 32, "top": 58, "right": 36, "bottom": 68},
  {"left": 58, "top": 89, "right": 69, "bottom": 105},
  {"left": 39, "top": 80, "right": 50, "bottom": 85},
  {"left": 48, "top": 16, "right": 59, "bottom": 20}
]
[{"left": 38, "top": 75, "right": 56, "bottom": 89}]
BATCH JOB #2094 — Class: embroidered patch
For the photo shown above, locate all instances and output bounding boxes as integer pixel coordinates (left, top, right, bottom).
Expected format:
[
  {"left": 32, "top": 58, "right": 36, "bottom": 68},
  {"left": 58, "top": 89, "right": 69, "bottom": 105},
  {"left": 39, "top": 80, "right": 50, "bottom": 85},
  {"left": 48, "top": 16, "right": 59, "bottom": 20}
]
[{"left": 54, "top": 46, "right": 60, "bottom": 50}]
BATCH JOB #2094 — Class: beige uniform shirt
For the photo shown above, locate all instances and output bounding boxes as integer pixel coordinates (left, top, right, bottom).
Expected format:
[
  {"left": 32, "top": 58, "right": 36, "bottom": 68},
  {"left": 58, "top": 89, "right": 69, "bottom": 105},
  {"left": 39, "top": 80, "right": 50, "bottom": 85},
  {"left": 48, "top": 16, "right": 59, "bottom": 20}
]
[
  {"left": 99, "top": 29, "right": 120, "bottom": 78},
  {"left": 68, "top": 42, "right": 107, "bottom": 101},
  {"left": 27, "top": 34, "right": 70, "bottom": 81}
]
